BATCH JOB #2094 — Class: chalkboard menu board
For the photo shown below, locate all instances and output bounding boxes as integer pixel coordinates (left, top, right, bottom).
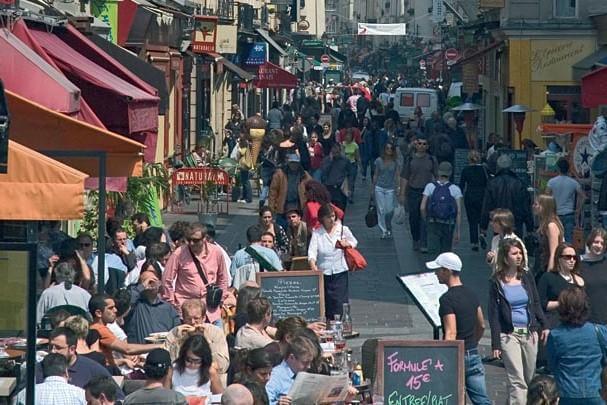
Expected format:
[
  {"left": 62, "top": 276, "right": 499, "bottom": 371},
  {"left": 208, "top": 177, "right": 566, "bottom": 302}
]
[
  {"left": 453, "top": 149, "right": 469, "bottom": 184},
  {"left": 256, "top": 271, "right": 324, "bottom": 322},
  {"left": 375, "top": 340, "right": 464, "bottom": 405},
  {"left": 499, "top": 149, "right": 530, "bottom": 187}
]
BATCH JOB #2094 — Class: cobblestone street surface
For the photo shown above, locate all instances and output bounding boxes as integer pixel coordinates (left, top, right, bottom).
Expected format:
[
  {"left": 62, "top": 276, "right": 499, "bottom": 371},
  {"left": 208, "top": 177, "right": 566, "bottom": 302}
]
[{"left": 164, "top": 178, "right": 508, "bottom": 402}]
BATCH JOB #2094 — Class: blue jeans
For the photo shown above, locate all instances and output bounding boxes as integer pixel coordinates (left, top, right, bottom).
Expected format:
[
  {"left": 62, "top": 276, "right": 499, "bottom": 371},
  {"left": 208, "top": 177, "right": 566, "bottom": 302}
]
[
  {"left": 559, "top": 213, "right": 575, "bottom": 244},
  {"left": 240, "top": 169, "right": 252, "bottom": 203},
  {"left": 465, "top": 351, "right": 492, "bottom": 405},
  {"left": 560, "top": 399, "right": 605, "bottom": 405}
]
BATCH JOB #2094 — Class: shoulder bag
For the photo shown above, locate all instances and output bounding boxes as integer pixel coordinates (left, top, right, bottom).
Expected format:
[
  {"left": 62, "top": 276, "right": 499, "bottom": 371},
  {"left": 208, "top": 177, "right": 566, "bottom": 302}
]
[
  {"left": 337, "top": 221, "right": 367, "bottom": 272},
  {"left": 365, "top": 195, "right": 378, "bottom": 228},
  {"left": 189, "top": 247, "right": 223, "bottom": 309}
]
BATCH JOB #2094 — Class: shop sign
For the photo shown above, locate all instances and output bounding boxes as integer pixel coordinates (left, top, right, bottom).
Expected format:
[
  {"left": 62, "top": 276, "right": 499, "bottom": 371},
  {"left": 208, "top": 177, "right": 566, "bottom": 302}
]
[
  {"left": 216, "top": 25, "right": 237, "bottom": 54},
  {"left": 242, "top": 42, "right": 268, "bottom": 66},
  {"left": 192, "top": 16, "right": 218, "bottom": 53},
  {"left": 173, "top": 167, "right": 230, "bottom": 186},
  {"left": 530, "top": 39, "right": 595, "bottom": 81}
]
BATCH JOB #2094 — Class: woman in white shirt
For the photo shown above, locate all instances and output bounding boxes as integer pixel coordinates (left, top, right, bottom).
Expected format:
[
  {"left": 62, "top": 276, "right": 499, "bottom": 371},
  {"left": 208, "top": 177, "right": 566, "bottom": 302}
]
[
  {"left": 308, "top": 203, "right": 358, "bottom": 319},
  {"left": 172, "top": 334, "right": 223, "bottom": 399}
]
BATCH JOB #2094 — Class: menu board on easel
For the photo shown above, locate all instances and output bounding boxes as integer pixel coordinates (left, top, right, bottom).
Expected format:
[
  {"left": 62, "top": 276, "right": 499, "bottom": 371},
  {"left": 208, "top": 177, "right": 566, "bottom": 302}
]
[
  {"left": 453, "top": 149, "right": 468, "bottom": 184},
  {"left": 257, "top": 271, "right": 324, "bottom": 323},
  {"left": 375, "top": 340, "right": 465, "bottom": 405}
]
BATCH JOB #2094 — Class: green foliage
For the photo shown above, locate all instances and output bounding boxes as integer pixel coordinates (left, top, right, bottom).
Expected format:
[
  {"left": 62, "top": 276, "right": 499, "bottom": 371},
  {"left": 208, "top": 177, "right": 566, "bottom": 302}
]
[{"left": 78, "top": 163, "right": 170, "bottom": 239}]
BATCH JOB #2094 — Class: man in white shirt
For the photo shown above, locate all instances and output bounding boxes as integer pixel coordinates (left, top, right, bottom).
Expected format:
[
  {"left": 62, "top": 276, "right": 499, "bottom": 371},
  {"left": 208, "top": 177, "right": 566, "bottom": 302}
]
[
  {"left": 546, "top": 157, "right": 584, "bottom": 243},
  {"left": 421, "top": 162, "right": 463, "bottom": 255},
  {"left": 17, "top": 353, "right": 86, "bottom": 405}
]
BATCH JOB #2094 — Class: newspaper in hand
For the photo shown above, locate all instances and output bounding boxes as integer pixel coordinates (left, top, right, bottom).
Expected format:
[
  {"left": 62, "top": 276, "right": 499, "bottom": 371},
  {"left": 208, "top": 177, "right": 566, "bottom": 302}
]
[{"left": 287, "top": 371, "right": 350, "bottom": 404}]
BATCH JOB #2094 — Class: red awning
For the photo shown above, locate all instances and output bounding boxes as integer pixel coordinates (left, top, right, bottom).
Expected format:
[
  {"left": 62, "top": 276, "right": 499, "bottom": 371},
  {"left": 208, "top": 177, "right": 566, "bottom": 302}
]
[
  {"left": 60, "top": 24, "right": 159, "bottom": 98},
  {"left": 29, "top": 28, "right": 159, "bottom": 134},
  {"left": 254, "top": 61, "right": 298, "bottom": 89},
  {"left": 582, "top": 67, "right": 607, "bottom": 108},
  {"left": 0, "top": 29, "right": 80, "bottom": 115},
  {"left": 10, "top": 19, "right": 106, "bottom": 128}
]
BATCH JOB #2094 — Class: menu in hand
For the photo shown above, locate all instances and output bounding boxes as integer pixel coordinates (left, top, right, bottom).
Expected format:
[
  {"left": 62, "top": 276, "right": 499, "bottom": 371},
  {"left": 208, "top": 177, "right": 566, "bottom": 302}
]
[{"left": 375, "top": 340, "right": 464, "bottom": 405}]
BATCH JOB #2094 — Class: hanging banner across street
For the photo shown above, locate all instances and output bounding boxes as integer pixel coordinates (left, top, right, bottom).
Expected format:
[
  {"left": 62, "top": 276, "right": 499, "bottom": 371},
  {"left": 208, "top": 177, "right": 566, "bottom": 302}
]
[{"left": 357, "top": 23, "right": 406, "bottom": 36}]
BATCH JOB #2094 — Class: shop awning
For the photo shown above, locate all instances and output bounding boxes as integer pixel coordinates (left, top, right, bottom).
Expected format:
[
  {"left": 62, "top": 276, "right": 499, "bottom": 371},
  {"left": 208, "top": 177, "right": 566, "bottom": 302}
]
[
  {"left": 28, "top": 28, "right": 159, "bottom": 135},
  {"left": 256, "top": 28, "right": 287, "bottom": 56},
  {"left": 572, "top": 46, "right": 607, "bottom": 81},
  {"left": 581, "top": 66, "right": 607, "bottom": 108},
  {"left": 87, "top": 33, "right": 169, "bottom": 113},
  {"left": 254, "top": 61, "right": 298, "bottom": 89},
  {"left": 201, "top": 51, "right": 253, "bottom": 81},
  {"left": 10, "top": 20, "right": 106, "bottom": 129},
  {"left": 7, "top": 90, "right": 144, "bottom": 178},
  {"left": 0, "top": 141, "right": 87, "bottom": 220},
  {"left": 0, "top": 29, "right": 80, "bottom": 115}
]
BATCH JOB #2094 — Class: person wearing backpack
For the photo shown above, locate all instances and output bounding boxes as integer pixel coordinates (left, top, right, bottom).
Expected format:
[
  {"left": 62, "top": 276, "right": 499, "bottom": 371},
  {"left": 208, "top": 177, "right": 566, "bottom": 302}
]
[{"left": 421, "top": 162, "right": 463, "bottom": 254}]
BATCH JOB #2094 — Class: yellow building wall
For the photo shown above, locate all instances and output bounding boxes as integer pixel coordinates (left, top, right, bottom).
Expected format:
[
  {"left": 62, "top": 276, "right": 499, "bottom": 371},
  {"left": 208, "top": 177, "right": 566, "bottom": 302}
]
[{"left": 508, "top": 38, "right": 596, "bottom": 147}]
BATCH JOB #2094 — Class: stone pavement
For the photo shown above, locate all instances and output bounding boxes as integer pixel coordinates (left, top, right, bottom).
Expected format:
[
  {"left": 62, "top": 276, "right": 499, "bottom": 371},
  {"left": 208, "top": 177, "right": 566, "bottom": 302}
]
[{"left": 163, "top": 179, "right": 509, "bottom": 403}]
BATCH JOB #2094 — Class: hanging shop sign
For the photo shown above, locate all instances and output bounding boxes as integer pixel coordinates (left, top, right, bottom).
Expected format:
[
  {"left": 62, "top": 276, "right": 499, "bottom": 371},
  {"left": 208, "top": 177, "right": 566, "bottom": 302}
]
[{"left": 192, "top": 16, "right": 218, "bottom": 53}]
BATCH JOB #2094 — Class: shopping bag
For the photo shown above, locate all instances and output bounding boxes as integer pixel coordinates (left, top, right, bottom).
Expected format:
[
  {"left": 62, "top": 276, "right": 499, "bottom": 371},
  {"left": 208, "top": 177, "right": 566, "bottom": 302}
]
[
  {"left": 343, "top": 246, "right": 367, "bottom": 272},
  {"left": 394, "top": 204, "right": 406, "bottom": 224},
  {"left": 365, "top": 199, "right": 378, "bottom": 228}
]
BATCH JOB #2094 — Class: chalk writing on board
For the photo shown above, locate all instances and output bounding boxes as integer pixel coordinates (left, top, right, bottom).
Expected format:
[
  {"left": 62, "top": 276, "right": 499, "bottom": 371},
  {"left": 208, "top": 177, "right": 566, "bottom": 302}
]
[{"left": 259, "top": 273, "right": 322, "bottom": 322}]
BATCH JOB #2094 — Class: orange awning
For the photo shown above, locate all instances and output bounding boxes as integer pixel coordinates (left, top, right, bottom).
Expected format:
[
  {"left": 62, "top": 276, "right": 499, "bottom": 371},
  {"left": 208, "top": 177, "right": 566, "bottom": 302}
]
[
  {"left": 0, "top": 141, "right": 88, "bottom": 220},
  {"left": 6, "top": 90, "right": 144, "bottom": 177},
  {"left": 539, "top": 123, "right": 592, "bottom": 136}
]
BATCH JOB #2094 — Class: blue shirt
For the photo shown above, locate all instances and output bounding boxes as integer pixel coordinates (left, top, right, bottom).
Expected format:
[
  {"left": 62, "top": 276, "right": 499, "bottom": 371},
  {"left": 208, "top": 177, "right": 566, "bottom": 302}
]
[
  {"left": 502, "top": 283, "right": 529, "bottom": 327},
  {"left": 266, "top": 360, "right": 295, "bottom": 405},
  {"left": 547, "top": 322, "right": 606, "bottom": 399}
]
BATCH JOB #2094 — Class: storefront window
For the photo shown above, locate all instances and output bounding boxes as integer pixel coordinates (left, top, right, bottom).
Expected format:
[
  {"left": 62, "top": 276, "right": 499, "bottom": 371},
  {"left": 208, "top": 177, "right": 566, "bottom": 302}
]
[{"left": 554, "top": 0, "right": 576, "bottom": 18}]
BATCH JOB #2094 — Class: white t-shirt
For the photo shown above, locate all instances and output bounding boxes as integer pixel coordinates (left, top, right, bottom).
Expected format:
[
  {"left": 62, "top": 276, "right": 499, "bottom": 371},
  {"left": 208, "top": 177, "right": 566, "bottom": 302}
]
[
  {"left": 172, "top": 367, "right": 212, "bottom": 398},
  {"left": 423, "top": 181, "right": 463, "bottom": 199}
]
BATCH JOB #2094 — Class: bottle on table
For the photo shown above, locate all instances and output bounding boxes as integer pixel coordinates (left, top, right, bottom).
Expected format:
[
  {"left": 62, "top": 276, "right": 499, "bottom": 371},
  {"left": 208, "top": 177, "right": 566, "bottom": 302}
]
[{"left": 342, "top": 303, "right": 352, "bottom": 335}]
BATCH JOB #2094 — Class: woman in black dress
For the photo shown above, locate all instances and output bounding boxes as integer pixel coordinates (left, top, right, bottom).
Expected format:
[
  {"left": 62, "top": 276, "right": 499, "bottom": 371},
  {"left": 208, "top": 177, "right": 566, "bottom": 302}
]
[{"left": 459, "top": 150, "right": 489, "bottom": 251}]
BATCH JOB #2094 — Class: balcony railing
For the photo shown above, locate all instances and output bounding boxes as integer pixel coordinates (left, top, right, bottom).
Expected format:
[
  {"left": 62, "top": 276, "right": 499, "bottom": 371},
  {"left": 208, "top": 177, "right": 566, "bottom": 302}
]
[{"left": 199, "top": 0, "right": 235, "bottom": 21}]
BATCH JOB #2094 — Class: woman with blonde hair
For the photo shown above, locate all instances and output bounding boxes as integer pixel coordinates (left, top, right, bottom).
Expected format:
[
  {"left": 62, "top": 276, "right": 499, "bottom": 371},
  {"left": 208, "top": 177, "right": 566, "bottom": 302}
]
[
  {"left": 488, "top": 238, "right": 548, "bottom": 405},
  {"left": 459, "top": 150, "right": 489, "bottom": 251},
  {"left": 63, "top": 315, "right": 105, "bottom": 366},
  {"left": 533, "top": 194, "right": 564, "bottom": 279}
]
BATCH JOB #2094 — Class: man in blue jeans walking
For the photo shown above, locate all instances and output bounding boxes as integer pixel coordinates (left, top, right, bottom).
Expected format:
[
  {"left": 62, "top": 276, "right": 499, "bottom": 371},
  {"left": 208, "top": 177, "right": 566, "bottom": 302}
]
[{"left": 428, "top": 252, "right": 492, "bottom": 404}]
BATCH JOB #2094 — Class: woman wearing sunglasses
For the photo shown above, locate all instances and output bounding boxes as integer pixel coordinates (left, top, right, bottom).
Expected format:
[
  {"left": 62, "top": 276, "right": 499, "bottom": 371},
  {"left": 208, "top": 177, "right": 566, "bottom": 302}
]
[{"left": 538, "top": 243, "right": 585, "bottom": 329}]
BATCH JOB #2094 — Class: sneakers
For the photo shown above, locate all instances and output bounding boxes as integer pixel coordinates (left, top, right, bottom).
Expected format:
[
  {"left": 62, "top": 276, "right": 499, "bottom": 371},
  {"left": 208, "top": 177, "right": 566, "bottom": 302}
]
[
  {"left": 380, "top": 232, "right": 387, "bottom": 240},
  {"left": 420, "top": 247, "right": 429, "bottom": 253},
  {"left": 479, "top": 234, "right": 488, "bottom": 250},
  {"left": 386, "top": 230, "right": 392, "bottom": 238},
  {"left": 237, "top": 199, "right": 246, "bottom": 203},
  {"left": 471, "top": 244, "right": 479, "bottom": 251}
]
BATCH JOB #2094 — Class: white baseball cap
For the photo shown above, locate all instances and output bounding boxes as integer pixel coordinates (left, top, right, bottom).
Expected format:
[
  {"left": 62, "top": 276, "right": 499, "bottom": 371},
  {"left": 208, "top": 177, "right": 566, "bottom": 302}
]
[{"left": 425, "top": 252, "right": 462, "bottom": 272}]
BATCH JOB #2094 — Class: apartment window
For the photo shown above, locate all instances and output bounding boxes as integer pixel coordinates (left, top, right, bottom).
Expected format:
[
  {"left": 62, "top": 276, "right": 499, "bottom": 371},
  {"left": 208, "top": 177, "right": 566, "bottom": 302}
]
[
  {"left": 325, "top": 0, "right": 336, "bottom": 11},
  {"left": 326, "top": 15, "right": 337, "bottom": 33},
  {"left": 554, "top": 0, "right": 576, "bottom": 18}
]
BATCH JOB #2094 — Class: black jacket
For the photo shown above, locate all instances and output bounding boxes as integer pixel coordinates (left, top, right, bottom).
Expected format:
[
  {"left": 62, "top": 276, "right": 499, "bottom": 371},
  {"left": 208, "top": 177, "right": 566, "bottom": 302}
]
[
  {"left": 487, "top": 271, "right": 547, "bottom": 350},
  {"left": 480, "top": 169, "right": 533, "bottom": 232}
]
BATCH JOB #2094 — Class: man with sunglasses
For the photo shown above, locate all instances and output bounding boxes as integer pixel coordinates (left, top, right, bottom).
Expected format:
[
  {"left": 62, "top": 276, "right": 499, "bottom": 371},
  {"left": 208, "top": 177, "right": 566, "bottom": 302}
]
[
  {"left": 399, "top": 136, "right": 437, "bottom": 252},
  {"left": 162, "top": 223, "right": 234, "bottom": 324}
]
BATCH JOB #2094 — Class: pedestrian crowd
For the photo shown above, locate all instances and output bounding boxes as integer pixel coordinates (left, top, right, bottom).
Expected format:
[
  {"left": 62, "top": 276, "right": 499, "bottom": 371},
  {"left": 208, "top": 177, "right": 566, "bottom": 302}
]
[{"left": 28, "top": 75, "right": 607, "bottom": 405}]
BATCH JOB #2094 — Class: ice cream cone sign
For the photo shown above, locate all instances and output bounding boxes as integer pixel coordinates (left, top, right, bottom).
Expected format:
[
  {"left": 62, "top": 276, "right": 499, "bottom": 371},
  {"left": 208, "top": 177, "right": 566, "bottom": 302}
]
[{"left": 247, "top": 114, "right": 267, "bottom": 169}]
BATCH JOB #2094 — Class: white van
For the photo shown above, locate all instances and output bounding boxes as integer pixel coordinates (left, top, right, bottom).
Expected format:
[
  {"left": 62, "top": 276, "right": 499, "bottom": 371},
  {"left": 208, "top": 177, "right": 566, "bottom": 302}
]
[{"left": 393, "top": 87, "right": 439, "bottom": 123}]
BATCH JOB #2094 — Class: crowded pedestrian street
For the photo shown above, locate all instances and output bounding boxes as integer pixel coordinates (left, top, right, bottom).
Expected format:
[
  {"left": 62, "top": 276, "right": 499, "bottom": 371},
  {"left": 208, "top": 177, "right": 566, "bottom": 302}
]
[{"left": 4, "top": 0, "right": 607, "bottom": 404}]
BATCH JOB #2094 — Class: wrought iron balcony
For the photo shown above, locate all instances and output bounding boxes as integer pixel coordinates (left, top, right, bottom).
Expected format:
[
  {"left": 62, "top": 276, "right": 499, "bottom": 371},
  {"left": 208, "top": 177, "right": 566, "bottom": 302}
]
[{"left": 199, "top": 0, "right": 235, "bottom": 22}]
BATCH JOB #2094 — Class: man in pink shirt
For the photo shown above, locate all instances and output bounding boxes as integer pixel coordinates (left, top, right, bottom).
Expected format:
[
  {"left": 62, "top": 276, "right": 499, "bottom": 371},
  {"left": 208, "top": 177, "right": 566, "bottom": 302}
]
[{"left": 161, "top": 223, "right": 233, "bottom": 325}]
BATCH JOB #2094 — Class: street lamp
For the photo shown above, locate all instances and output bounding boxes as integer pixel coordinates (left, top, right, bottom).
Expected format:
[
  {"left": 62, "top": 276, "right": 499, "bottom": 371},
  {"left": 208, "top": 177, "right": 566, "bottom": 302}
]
[{"left": 503, "top": 104, "right": 535, "bottom": 148}]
